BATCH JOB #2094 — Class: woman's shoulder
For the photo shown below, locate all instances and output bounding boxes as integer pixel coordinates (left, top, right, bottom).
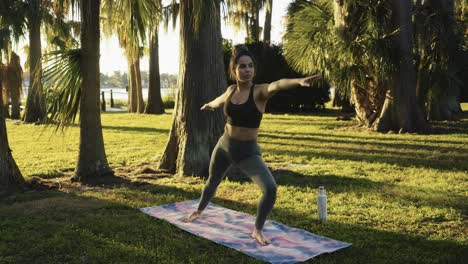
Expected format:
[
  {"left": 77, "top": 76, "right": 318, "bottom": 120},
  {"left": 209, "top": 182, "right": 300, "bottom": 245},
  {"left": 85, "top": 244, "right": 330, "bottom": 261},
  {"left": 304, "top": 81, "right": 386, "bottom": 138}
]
[
  {"left": 254, "top": 83, "right": 270, "bottom": 101},
  {"left": 254, "top": 83, "right": 269, "bottom": 89},
  {"left": 226, "top": 84, "right": 236, "bottom": 92},
  {"left": 253, "top": 83, "right": 270, "bottom": 94}
]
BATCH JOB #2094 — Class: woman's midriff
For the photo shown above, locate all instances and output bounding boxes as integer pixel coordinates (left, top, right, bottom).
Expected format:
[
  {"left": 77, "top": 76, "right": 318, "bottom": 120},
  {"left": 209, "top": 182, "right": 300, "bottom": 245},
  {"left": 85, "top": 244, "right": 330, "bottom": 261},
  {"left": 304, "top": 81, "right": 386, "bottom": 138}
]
[{"left": 225, "top": 124, "right": 258, "bottom": 141}]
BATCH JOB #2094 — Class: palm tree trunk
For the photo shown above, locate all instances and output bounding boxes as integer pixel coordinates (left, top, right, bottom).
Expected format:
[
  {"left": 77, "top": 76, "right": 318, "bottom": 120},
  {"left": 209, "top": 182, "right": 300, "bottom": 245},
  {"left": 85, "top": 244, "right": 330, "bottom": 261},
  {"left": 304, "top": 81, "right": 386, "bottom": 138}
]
[
  {"left": 427, "top": 92, "right": 459, "bottom": 120},
  {"left": 8, "top": 52, "right": 22, "bottom": 120},
  {"left": 145, "top": 28, "right": 165, "bottom": 114},
  {"left": 252, "top": 1, "right": 260, "bottom": 42},
  {"left": 127, "top": 55, "right": 138, "bottom": 113},
  {"left": 263, "top": 0, "right": 272, "bottom": 44},
  {"left": 158, "top": 0, "right": 226, "bottom": 177},
  {"left": 414, "top": 0, "right": 428, "bottom": 117},
  {"left": 1, "top": 64, "right": 8, "bottom": 119},
  {"left": 426, "top": 0, "right": 460, "bottom": 121},
  {"left": 416, "top": 50, "right": 429, "bottom": 117},
  {"left": 23, "top": 0, "right": 45, "bottom": 123},
  {"left": 126, "top": 60, "right": 133, "bottom": 112},
  {"left": 333, "top": 0, "right": 347, "bottom": 38},
  {"left": 0, "top": 51, "right": 24, "bottom": 191},
  {"left": 134, "top": 57, "right": 145, "bottom": 113},
  {"left": 374, "top": 0, "right": 426, "bottom": 133},
  {"left": 351, "top": 80, "right": 379, "bottom": 127},
  {"left": 74, "top": 0, "right": 113, "bottom": 182},
  {"left": 127, "top": 56, "right": 137, "bottom": 113},
  {"left": 245, "top": 15, "right": 251, "bottom": 43}
]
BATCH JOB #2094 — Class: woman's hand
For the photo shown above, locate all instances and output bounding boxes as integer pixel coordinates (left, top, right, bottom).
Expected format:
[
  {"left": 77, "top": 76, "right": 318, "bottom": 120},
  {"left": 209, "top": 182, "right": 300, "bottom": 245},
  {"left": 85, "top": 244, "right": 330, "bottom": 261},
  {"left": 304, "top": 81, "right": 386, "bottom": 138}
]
[
  {"left": 200, "top": 103, "right": 215, "bottom": 111},
  {"left": 299, "top": 74, "right": 322, "bottom": 87}
]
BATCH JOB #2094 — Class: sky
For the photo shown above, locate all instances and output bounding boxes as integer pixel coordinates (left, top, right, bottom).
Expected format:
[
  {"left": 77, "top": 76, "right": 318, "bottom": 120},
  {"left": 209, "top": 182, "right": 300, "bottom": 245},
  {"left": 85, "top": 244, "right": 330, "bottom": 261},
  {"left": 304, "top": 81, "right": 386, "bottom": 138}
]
[{"left": 15, "top": 1, "right": 293, "bottom": 75}]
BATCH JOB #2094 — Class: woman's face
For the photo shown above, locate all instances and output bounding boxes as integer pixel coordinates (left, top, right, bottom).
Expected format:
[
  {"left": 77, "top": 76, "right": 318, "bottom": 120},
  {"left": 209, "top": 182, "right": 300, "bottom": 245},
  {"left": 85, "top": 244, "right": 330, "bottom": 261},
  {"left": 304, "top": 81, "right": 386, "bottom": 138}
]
[{"left": 233, "top": 55, "right": 255, "bottom": 82}]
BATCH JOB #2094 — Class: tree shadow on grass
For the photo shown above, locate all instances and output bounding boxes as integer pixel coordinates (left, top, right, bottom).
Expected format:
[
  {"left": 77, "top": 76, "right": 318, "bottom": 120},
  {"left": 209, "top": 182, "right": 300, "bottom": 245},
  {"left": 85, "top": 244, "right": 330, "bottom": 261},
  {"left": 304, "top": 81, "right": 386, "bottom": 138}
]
[
  {"left": 266, "top": 108, "right": 345, "bottom": 118},
  {"left": 258, "top": 134, "right": 468, "bottom": 172},
  {"left": 1, "top": 176, "right": 465, "bottom": 264},
  {"left": 263, "top": 126, "right": 468, "bottom": 144},
  {"left": 264, "top": 113, "right": 468, "bottom": 137},
  {"left": 101, "top": 125, "right": 169, "bottom": 134},
  {"left": 429, "top": 120, "right": 468, "bottom": 135},
  {"left": 269, "top": 168, "right": 467, "bottom": 214},
  {"left": 222, "top": 165, "right": 466, "bottom": 217},
  {"left": 262, "top": 120, "right": 354, "bottom": 129},
  {"left": 261, "top": 139, "right": 468, "bottom": 171},
  {"left": 262, "top": 136, "right": 468, "bottom": 158},
  {"left": 260, "top": 131, "right": 468, "bottom": 152}
]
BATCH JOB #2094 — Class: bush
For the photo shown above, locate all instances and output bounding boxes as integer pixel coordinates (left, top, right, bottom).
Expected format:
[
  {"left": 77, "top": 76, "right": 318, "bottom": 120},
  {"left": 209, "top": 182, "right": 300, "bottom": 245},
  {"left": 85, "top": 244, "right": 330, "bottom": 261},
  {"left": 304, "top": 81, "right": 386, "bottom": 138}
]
[
  {"left": 112, "top": 99, "right": 128, "bottom": 108},
  {"left": 162, "top": 96, "right": 175, "bottom": 109}
]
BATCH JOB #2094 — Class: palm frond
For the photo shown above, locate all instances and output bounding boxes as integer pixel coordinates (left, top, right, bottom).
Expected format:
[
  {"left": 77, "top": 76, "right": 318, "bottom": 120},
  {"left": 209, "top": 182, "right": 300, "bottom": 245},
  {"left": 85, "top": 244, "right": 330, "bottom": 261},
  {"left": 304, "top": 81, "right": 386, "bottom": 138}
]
[
  {"left": 43, "top": 11, "right": 80, "bottom": 51},
  {"left": 224, "top": 0, "right": 265, "bottom": 36},
  {"left": 40, "top": 49, "right": 82, "bottom": 132},
  {"left": 283, "top": 0, "right": 396, "bottom": 102},
  {"left": 0, "top": 0, "right": 28, "bottom": 55},
  {"left": 102, "top": 0, "right": 160, "bottom": 59},
  {"left": 161, "top": 0, "right": 179, "bottom": 32}
]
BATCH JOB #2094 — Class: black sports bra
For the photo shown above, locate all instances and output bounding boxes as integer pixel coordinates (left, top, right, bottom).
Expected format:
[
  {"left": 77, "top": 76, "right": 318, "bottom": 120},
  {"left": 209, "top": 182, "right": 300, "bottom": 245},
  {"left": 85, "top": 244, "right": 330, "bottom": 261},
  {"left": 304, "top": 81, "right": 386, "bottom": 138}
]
[{"left": 224, "top": 84, "right": 263, "bottom": 128}]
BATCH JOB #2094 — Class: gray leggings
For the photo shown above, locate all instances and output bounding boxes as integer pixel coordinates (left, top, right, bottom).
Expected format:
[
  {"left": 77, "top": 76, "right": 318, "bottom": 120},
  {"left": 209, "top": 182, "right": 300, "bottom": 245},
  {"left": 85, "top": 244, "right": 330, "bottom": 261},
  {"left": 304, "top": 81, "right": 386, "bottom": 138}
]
[{"left": 198, "top": 133, "right": 277, "bottom": 230}]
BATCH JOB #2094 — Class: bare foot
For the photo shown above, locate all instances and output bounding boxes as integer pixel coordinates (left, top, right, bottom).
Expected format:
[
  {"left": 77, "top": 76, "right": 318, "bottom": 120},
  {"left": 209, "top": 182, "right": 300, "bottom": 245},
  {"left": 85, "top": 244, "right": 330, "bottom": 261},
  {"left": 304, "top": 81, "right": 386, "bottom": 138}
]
[
  {"left": 252, "top": 227, "right": 271, "bottom": 246},
  {"left": 183, "top": 211, "right": 202, "bottom": 223}
]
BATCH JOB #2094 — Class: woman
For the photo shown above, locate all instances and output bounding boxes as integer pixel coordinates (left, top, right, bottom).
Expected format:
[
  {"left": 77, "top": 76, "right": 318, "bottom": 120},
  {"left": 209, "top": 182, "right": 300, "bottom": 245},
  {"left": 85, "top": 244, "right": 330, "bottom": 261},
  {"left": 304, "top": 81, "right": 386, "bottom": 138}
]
[{"left": 184, "top": 46, "right": 321, "bottom": 246}]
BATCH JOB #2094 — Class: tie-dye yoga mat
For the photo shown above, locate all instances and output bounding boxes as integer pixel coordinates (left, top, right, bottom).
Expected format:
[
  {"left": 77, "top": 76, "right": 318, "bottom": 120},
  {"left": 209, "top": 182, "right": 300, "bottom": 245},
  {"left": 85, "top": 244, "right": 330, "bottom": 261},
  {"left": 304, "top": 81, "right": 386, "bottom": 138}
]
[{"left": 140, "top": 199, "right": 351, "bottom": 263}]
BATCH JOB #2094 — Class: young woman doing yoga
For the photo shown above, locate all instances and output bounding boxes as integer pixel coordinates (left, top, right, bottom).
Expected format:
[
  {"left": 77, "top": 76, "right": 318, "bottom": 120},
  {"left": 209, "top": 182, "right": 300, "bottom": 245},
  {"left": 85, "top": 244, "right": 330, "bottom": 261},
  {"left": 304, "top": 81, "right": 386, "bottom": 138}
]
[{"left": 184, "top": 46, "right": 321, "bottom": 246}]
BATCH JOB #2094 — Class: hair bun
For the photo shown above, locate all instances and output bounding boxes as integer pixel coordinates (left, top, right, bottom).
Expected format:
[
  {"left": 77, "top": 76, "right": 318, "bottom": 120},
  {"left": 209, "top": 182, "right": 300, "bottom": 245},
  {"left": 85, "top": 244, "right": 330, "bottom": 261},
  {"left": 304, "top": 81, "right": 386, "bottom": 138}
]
[{"left": 232, "top": 44, "right": 249, "bottom": 55}]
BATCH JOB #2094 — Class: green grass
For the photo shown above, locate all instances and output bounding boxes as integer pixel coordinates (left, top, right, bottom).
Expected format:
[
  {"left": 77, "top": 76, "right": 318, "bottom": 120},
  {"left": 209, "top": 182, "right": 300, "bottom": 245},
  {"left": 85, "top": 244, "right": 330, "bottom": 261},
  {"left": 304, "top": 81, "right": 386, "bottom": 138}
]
[
  {"left": 461, "top": 102, "right": 468, "bottom": 111},
  {"left": 107, "top": 97, "right": 175, "bottom": 109},
  {"left": 1, "top": 110, "right": 467, "bottom": 263}
]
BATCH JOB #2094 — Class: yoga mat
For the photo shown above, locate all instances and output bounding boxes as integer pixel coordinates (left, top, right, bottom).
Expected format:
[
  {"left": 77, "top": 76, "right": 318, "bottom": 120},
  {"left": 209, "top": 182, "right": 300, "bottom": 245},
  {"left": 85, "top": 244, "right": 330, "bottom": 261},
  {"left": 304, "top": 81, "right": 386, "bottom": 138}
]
[{"left": 140, "top": 199, "right": 351, "bottom": 264}]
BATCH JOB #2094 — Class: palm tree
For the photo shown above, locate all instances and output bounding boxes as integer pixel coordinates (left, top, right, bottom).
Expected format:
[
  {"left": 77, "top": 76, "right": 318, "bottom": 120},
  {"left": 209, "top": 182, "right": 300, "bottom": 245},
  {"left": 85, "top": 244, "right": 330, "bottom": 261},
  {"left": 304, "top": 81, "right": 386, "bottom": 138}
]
[
  {"left": 284, "top": 0, "right": 426, "bottom": 132},
  {"left": 263, "top": 0, "right": 273, "bottom": 44},
  {"left": 9, "top": 1, "right": 78, "bottom": 121},
  {"left": 374, "top": 0, "right": 426, "bottom": 132},
  {"left": 226, "top": 0, "right": 265, "bottom": 43},
  {"left": 158, "top": 0, "right": 226, "bottom": 176},
  {"left": 146, "top": 1, "right": 180, "bottom": 114},
  {"left": 415, "top": 0, "right": 465, "bottom": 120},
  {"left": 74, "top": 0, "right": 113, "bottom": 181},
  {"left": 101, "top": 0, "right": 160, "bottom": 114},
  {"left": 0, "top": 1, "right": 27, "bottom": 119},
  {"left": 23, "top": 0, "right": 46, "bottom": 123},
  {"left": 40, "top": 0, "right": 161, "bottom": 181},
  {"left": 41, "top": 0, "right": 113, "bottom": 181},
  {"left": 3, "top": 52, "right": 23, "bottom": 119},
  {"left": 0, "top": 74, "right": 24, "bottom": 191},
  {"left": 145, "top": 23, "right": 165, "bottom": 114},
  {"left": 0, "top": 0, "right": 26, "bottom": 191}
]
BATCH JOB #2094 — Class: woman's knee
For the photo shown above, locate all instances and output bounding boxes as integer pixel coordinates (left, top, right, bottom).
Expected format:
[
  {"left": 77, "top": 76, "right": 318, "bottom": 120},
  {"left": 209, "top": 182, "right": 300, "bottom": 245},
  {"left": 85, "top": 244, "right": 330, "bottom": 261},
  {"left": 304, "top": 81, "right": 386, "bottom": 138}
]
[
  {"left": 205, "top": 177, "right": 222, "bottom": 189},
  {"left": 265, "top": 183, "right": 277, "bottom": 199}
]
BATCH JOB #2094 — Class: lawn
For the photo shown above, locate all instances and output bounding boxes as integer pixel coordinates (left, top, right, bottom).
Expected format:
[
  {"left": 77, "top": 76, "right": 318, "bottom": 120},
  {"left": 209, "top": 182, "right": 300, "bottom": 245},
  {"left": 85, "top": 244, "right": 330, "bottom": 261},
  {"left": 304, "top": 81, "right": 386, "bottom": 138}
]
[
  {"left": 461, "top": 102, "right": 468, "bottom": 111},
  {"left": 1, "top": 110, "right": 467, "bottom": 263}
]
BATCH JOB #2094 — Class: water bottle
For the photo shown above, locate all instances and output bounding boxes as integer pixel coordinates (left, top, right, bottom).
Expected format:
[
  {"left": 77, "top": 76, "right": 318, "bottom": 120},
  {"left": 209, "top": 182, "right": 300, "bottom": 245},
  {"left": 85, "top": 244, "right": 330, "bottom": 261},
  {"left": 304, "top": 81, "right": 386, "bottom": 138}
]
[{"left": 317, "top": 186, "right": 327, "bottom": 222}]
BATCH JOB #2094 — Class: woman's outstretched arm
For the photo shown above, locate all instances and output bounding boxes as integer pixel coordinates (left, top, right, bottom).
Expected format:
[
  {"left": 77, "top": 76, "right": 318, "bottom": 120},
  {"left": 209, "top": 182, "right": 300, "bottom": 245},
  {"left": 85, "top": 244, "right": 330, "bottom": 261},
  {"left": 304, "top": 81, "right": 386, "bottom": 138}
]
[
  {"left": 201, "top": 85, "right": 235, "bottom": 111},
  {"left": 260, "top": 74, "right": 322, "bottom": 100}
]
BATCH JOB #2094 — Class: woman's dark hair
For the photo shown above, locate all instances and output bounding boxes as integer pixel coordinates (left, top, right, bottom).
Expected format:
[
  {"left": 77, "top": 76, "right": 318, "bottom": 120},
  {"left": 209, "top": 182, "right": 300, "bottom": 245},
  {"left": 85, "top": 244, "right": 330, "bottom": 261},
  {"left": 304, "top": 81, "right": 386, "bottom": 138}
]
[{"left": 229, "top": 45, "right": 257, "bottom": 81}]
